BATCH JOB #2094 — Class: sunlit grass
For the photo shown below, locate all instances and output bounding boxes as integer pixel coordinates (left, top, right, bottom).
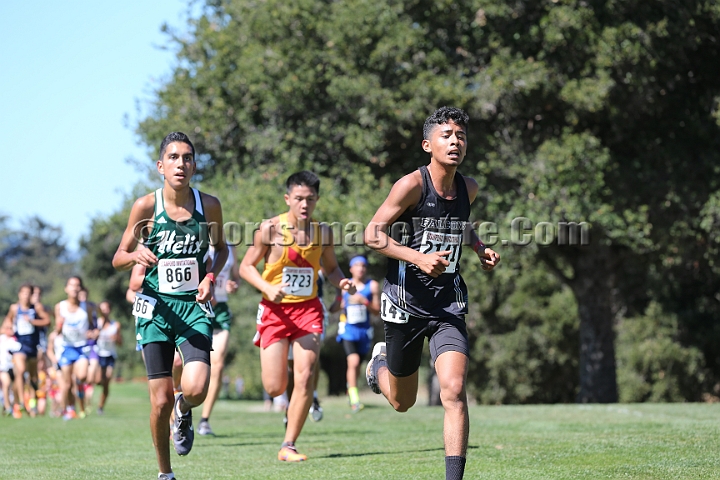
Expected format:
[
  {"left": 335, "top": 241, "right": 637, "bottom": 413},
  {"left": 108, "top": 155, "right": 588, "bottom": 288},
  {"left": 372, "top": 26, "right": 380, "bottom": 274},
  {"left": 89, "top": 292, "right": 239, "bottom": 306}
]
[{"left": 1, "top": 382, "right": 719, "bottom": 479}]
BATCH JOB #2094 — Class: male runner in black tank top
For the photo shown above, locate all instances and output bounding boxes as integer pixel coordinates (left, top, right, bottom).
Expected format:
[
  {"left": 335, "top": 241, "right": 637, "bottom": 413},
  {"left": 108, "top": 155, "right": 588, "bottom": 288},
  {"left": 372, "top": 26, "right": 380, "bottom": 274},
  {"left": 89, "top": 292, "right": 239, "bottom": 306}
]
[{"left": 364, "top": 107, "right": 500, "bottom": 480}]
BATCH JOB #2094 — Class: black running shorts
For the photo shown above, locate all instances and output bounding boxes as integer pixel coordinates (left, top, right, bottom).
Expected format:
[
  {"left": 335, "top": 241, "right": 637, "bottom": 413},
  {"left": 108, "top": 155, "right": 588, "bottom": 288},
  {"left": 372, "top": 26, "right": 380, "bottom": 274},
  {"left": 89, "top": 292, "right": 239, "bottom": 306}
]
[
  {"left": 143, "top": 334, "right": 212, "bottom": 380},
  {"left": 342, "top": 339, "right": 369, "bottom": 359},
  {"left": 384, "top": 316, "right": 468, "bottom": 378}
]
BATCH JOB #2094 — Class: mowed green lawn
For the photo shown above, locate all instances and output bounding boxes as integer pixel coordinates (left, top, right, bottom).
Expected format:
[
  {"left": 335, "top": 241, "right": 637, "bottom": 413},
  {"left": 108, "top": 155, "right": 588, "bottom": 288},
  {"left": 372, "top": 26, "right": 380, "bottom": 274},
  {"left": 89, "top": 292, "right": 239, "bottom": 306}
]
[{"left": 1, "top": 382, "right": 719, "bottom": 479}]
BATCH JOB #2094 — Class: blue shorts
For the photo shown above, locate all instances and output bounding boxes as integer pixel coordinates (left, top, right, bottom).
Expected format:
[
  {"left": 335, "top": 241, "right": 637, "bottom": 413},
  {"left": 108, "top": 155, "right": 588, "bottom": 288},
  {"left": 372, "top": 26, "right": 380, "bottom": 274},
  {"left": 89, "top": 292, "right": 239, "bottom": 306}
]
[
  {"left": 58, "top": 346, "right": 88, "bottom": 367},
  {"left": 336, "top": 323, "right": 372, "bottom": 357},
  {"left": 14, "top": 343, "right": 38, "bottom": 358},
  {"left": 98, "top": 356, "right": 115, "bottom": 368}
]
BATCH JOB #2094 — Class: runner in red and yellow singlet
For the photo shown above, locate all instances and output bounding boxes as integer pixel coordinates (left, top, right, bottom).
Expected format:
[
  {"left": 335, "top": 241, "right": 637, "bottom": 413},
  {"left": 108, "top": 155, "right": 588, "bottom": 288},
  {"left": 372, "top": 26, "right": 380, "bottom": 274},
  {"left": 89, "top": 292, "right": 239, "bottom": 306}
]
[{"left": 240, "top": 171, "right": 355, "bottom": 462}]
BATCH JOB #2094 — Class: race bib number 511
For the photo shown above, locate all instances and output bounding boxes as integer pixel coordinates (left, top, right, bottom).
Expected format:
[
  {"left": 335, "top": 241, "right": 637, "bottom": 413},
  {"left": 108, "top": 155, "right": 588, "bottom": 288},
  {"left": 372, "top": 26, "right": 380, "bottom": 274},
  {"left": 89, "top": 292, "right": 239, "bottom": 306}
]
[{"left": 419, "top": 231, "right": 461, "bottom": 273}]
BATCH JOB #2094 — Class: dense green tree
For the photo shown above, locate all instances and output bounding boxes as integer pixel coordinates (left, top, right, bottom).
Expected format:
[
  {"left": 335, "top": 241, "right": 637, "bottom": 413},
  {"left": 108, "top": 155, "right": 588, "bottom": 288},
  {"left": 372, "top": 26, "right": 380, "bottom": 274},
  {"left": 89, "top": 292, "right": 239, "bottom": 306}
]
[
  {"left": 467, "top": 250, "right": 580, "bottom": 404},
  {"left": 0, "top": 216, "right": 75, "bottom": 313},
  {"left": 0, "top": 216, "right": 13, "bottom": 310},
  {"left": 80, "top": 208, "right": 134, "bottom": 309},
  {"left": 616, "top": 302, "right": 708, "bottom": 402},
  {"left": 133, "top": 0, "right": 720, "bottom": 402},
  {"left": 471, "top": 0, "right": 720, "bottom": 402}
]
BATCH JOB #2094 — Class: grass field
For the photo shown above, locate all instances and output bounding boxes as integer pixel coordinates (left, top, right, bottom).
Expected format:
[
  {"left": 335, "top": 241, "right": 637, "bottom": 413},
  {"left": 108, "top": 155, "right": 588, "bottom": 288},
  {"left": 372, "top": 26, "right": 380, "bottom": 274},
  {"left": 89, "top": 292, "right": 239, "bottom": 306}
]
[{"left": 1, "top": 382, "right": 719, "bottom": 479}]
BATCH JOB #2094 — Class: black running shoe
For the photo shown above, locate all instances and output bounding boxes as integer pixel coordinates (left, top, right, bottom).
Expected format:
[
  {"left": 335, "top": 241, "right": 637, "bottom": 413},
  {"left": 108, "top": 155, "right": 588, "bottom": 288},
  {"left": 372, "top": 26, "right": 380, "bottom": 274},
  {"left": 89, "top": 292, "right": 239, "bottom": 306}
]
[{"left": 172, "top": 393, "right": 194, "bottom": 456}]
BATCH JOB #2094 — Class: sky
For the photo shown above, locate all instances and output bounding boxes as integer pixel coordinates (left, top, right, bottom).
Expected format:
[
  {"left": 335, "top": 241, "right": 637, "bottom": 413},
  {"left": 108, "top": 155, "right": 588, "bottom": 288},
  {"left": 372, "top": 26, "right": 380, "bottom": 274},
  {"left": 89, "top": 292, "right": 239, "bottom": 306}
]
[{"left": 1, "top": 1, "right": 194, "bottom": 252}]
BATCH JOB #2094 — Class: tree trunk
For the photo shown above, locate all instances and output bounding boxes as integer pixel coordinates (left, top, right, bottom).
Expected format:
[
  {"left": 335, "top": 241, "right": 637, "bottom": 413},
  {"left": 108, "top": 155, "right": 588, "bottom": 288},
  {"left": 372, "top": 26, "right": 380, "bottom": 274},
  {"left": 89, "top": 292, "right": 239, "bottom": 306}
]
[{"left": 570, "top": 247, "right": 619, "bottom": 403}]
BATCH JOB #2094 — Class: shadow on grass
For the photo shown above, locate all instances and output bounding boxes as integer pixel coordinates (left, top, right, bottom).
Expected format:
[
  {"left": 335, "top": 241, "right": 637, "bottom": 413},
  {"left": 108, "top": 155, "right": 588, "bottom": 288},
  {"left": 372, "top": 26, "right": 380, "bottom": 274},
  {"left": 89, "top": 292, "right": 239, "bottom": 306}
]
[
  {"left": 194, "top": 441, "right": 279, "bottom": 448},
  {"left": 318, "top": 445, "right": 478, "bottom": 459},
  {"left": 193, "top": 435, "right": 278, "bottom": 448},
  {"left": 193, "top": 431, "right": 281, "bottom": 447}
]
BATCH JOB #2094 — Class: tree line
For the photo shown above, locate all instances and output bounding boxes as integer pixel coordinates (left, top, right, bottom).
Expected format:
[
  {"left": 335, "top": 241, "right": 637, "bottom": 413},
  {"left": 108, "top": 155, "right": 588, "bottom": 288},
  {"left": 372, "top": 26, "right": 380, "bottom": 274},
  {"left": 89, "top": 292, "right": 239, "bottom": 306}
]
[{"left": 6, "top": 0, "right": 720, "bottom": 403}]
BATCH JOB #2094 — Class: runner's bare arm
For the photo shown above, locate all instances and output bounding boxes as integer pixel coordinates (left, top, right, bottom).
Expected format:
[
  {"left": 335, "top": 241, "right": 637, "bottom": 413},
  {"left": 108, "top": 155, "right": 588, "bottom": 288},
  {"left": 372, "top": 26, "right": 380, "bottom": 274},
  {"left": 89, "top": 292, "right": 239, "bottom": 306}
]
[
  {"left": 112, "top": 195, "right": 158, "bottom": 270},
  {"left": 239, "top": 220, "right": 288, "bottom": 303},
  {"left": 466, "top": 225, "right": 500, "bottom": 271},
  {"left": 197, "top": 194, "right": 228, "bottom": 303},
  {"left": 368, "top": 280, "right": 381, "bottom": 315},
  {"left": 3, "top": 304, "right": 15, "bottom": 326},
  {"left": 126, "top": 264, "right": 146, "bottom": 303},
  {"left": 328, "top": 290, "right": 343, "bottom": 313},
  {"left": 364, "top": 173, "right": 451, "bottom": 278},
  {"left": 464, "top": 176, "right": 479, "bottom": 204},
  {"left": 320, "top": 226, "right": 356, "bottom": 295},
  {"left": 53, "top": 303, "right": 64, "bottom": 334},
  {"left": 87, "top": 304, "right": 100, "bottom": 339},
  {"left": 32, "top": 303, "right": 51, "bottom": 327},
  {"left": 46, "top": 331, "right": 57, "bottom": 365},
  {"left": 114, "top": 322, "right": 123, "bottom": 346},
  {"left": 226, "top": 245, "right": 241, "bottom": 293},
  {"left": 462, "top": 175, "right": 500, "bottom": 270}
]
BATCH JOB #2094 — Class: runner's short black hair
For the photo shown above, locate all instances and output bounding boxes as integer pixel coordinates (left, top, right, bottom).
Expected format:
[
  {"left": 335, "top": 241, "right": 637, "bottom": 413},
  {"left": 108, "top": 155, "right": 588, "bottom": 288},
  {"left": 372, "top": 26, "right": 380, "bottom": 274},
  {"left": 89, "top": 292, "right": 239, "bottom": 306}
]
[
  {"left": 423, "top": 107, "right": 470, "bottom": 139},
  {"left": 286, "top": 171, "right": 320, "bottom": 195},
  {"left": 159, "top": 132, "right": 196, "bottom": 160}
]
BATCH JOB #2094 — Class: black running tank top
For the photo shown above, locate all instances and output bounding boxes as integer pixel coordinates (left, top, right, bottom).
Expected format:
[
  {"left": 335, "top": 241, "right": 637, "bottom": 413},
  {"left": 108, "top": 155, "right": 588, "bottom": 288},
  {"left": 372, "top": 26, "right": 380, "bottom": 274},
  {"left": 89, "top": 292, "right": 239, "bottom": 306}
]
[{"left": 382, "top": 165, "right": 471, "bottom": 319}]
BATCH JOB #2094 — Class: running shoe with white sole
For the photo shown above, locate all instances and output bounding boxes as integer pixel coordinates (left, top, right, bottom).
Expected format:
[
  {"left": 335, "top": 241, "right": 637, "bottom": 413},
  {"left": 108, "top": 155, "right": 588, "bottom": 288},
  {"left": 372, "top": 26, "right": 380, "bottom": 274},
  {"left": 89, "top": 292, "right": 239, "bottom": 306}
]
[
  {"left": 172, "top": 393, "right": 194, "bottom": 456},
  {"left": 309, "top": 397, "right": 323, "bottom": 422},
  {"left": 366, "top": 342, "right": 387, "bottom": 394},
  {"left": 197, "top": 419, "right": 214, "bottom": 436}
]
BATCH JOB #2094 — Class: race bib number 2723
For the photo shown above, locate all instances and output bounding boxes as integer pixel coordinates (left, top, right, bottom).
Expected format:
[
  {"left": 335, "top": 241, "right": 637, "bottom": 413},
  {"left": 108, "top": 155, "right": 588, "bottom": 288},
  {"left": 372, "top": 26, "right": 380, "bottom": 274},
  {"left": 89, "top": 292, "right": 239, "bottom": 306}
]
[{"left": 281, "top": 267, "right": 313, "bottom": 296}]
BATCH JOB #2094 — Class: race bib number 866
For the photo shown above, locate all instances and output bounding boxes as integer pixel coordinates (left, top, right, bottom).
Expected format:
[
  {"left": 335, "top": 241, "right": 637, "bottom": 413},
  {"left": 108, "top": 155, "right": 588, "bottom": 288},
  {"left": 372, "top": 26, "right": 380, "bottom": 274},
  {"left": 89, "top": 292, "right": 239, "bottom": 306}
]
[{"left": 158, "top": 258, "right": 199, "bottom": 293}]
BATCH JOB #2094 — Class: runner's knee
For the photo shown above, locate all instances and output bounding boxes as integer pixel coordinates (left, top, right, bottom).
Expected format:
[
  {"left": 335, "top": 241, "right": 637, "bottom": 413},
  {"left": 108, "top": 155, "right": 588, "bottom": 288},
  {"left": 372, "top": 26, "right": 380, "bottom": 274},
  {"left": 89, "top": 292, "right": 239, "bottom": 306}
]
[
  {"left": 439, "top": 377, "right": 466, "bottom": 406},
  {"left": 151, "top": 391, "right": 175, "bottom": 414},
  {"left": 390, "top": 395, "right": 416, "bottom": 412},
  {"left": 183, "top": 386, "right": 207, "bottom": 405}
]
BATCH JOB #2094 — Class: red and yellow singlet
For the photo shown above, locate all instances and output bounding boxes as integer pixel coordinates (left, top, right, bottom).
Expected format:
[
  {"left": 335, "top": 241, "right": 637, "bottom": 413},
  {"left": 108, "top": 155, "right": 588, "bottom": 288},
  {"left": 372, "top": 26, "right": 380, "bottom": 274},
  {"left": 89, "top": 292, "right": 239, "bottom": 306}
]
[{"left": 261, "top": 213, "right": 322, "bottom": 304}]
